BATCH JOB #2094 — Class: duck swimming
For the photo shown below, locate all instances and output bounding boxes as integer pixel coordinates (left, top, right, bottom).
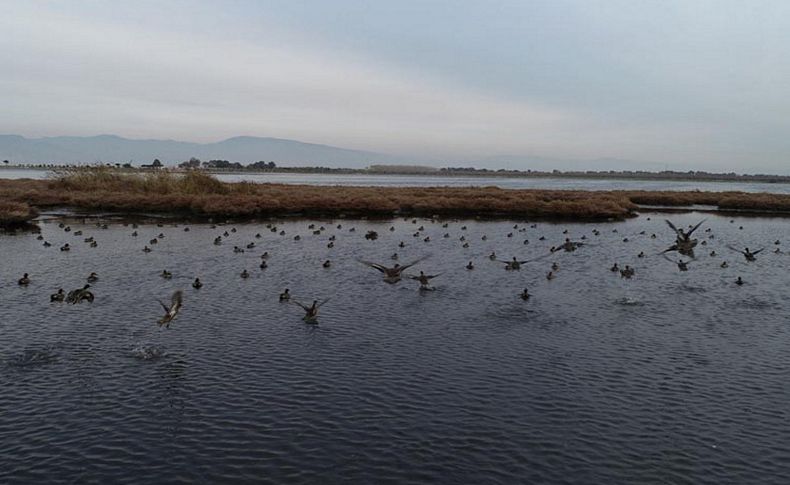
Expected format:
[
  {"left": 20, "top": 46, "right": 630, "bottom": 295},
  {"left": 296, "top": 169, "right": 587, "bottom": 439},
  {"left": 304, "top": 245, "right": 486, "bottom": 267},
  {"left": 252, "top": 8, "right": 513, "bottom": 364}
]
[
  {"left": 66, "top": 284, "right": 94, "bottom": 304},
  {"left": 279, "top": 288, "right": 290, "bottom": 301},
  {"left": 161, "top": 270, "right": 173, "bottom": 279},
  {"left": 18, "top": 273, "right": 30, "bottom": 286},
  {"left": 520, "top": 288, "right": 530, "bottom": 300},
  {"left": 87, "top": 272, "right": 98, "bottom": 283},
  {"left": 157, "top": 290, "right": 183, "bottom": 328},
  {"left": 466, "top": 261, "right": 474, "bottom": 270},
  {"left": 323, "top": 260, "right": 331, "bottom": 268},
  {"left": 50, "top": 288, "right": 65, "bottom": 302},
  {"left": 192, "top": 278, "right": 203, "bottom": 289}
]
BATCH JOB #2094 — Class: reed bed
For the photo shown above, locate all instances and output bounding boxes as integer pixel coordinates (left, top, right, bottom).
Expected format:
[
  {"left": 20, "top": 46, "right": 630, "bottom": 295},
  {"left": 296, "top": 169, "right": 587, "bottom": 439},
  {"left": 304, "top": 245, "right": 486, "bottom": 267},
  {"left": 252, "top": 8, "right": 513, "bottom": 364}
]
[{"left": 2, "top": 168, "right": 790, "bottom": 222}]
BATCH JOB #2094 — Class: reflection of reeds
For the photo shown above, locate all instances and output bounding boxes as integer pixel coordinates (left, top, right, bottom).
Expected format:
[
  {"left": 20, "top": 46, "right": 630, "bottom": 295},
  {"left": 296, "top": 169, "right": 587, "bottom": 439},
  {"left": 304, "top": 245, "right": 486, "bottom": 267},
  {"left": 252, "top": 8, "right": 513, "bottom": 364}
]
[{"left": 3, "top": 168, "right": 790, "bottom": 221}]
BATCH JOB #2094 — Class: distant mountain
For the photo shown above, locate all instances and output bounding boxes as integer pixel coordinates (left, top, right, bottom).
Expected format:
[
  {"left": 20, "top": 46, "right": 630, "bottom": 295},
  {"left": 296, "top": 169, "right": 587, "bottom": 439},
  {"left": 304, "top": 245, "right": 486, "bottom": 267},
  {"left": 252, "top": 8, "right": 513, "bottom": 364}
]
[{"left": 0, "top": 134, "right": 402, "bottom": 167}]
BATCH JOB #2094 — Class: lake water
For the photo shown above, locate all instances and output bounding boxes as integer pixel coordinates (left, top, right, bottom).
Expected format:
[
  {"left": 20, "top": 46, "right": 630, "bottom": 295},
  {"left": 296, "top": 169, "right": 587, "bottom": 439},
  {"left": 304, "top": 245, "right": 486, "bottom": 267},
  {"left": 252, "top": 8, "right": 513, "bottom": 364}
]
[
  {"left": 2, "top": 211, "right": 790, "bottom": 483},
  {"left": 4, "top": 168, "right": 790, "bottom": 193}
]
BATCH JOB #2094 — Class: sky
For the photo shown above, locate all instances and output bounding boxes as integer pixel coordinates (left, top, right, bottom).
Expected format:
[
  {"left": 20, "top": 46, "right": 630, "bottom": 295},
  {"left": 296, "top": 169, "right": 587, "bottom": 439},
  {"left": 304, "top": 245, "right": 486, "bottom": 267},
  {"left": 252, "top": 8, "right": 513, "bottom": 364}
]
[{"left": 2, "top": 0, "right": 790, "bottom": 172}]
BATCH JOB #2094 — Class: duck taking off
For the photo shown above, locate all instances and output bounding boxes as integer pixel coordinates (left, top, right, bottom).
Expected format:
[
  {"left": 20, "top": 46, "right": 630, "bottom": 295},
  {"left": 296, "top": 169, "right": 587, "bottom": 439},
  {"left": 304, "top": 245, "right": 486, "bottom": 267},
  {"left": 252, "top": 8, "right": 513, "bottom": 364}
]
[
  {"left": 662, "top": 253, "right": 693, "bottom": 271},
  {"left": 664, "top": 219, "right": 705, "bottom": 256},
  {"left": 359, "top": 256, "right": 429, "bottom": 283},
  {"left": 157, "top": 290, "right": 183, "bottom": 328},
  {"left": 727, "top": 246, "right": 764, "bottom": 262},
  {"left": 409, "top": 271, "right": 441, "bottom": 290},
  {"left": 292, "top": 298, "right": 329, "bottom": 324}
]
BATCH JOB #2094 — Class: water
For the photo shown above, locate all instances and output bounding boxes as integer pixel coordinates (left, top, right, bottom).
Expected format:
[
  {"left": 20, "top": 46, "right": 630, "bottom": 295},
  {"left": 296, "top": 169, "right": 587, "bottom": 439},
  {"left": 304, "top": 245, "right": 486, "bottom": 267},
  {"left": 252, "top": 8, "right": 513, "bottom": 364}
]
[
  {"left": 2, "top": 212, "right": 790, "bottom": 484},
  {"left": 4, "top": 168, "right": 790, "bottom": 193}
]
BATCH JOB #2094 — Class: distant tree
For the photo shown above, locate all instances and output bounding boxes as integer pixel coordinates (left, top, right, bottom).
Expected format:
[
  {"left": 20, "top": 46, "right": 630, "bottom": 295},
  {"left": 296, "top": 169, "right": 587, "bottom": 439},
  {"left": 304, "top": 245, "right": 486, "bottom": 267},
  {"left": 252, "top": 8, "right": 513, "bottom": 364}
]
[
  {"left": 2, "top": 160, "right": 8, "bottom": 165},
  {"left": 152, "top": 159, "right": 163, "bottom": 168},
  {"left": 122, "top": 163, "right": 133, "bottom": 169},
  {"left": 268, "top": 161, "right": 276, "bottom": 169},
  {"left": 179, "top": 157, "right": 201, "bottom": 169}
]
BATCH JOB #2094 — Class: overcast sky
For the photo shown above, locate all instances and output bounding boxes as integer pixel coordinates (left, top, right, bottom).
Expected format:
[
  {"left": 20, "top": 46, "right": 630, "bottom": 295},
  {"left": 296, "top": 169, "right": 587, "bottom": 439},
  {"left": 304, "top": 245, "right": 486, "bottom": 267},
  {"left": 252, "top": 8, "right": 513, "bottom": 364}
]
[{"left": 2, "top": 1, "right": 790, "bottom": 171}]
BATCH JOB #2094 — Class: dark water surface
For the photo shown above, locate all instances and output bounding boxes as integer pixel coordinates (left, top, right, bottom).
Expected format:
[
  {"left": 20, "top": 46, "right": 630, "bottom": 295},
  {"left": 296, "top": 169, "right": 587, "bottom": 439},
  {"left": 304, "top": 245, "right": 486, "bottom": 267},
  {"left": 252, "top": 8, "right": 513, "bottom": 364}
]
[{"left": 2, "top": 212, "right": 790, "bottom": 484}]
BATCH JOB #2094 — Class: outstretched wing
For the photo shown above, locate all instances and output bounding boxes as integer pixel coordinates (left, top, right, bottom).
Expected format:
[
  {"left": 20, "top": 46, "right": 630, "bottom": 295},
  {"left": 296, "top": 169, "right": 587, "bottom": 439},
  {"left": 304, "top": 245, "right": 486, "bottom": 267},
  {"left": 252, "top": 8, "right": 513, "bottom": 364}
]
[
  {"left": 753, "top": 248, "right": 765, "bottom": 255},
  {"left": 665, "top": 220, "right": 682, "bottom": 236},
  {"left": 525, "top": 251, "right": 555, "bottom": 264},
  {"left": 358, "top": 260, "right": 387, "bottom": 273},
  {"left": 290, "top": 299, "right": 311, "bottom": 311},
  {"left": 317, "top": 298, "right": 330, "bottom": 308},
  {"left": 157, "top": 299, "right": 170, "bottom": 312},
  {"left": 171, "top": 290, "right": 183, "bottom": 307},
  {"left": 726, "top": 244, "right": 745, "bottom": 255},
  {"left": 686, "top": 219, "right": 707, "bottom": 237},
  {"left": 399, "top": 255, "right": 430, "bottom": 271},
  {"left": 426, "top": 273, "right": 442, "bottom": 280}
]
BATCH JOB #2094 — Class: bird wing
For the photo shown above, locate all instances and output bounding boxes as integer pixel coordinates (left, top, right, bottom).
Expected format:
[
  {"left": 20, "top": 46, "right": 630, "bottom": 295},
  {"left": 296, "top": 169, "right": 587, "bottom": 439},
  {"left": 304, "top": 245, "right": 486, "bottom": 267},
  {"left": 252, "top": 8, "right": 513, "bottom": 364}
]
[
  {"left": 399, "top": 255, "right": 430, "bottom": 271},
  {"left": 157, "top": 299, "right": 170, "bottom": 313},
  {"left": 726, "top": 244, "right": 745, "bottom": 255},
  {"left": 426, "top": 273, "right": 442, "bottom": 280},
  {"left": 317, "top": 298, "right": 330, "bottom": 308},
  {"left": 290, "top": 299, "right": 311, "bottom": 311},
  {"left": 358, "top": 260, "right": 387, "bottom": 273},
  {"left": 171, "top": 290, "right": 183, "bottom": 307},
  {"left": 661, "top": 253, "right": 675, "bottom": 264},
  {"left": 665, "top": 220, "right": 682, "bottom": 236},
  {"left": 686, "top": 219, "right": 707, "bottom": 237},
  {"left": 753, "top": 248, "right": 765, "bottom": 255},
  {"left": 525, "top": 251, "right": 554, "bottom": 263}
]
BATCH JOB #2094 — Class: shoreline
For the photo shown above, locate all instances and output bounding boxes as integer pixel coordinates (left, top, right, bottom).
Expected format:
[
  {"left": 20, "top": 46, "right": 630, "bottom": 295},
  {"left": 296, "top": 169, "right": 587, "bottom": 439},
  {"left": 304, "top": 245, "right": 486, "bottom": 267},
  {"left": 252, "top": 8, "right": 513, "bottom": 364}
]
[
  {"left": 3, "top": 165, "right": 790, "bottom": 185},
  {"left": 5, "top": 169, "right": 790, "bottom": 227}
]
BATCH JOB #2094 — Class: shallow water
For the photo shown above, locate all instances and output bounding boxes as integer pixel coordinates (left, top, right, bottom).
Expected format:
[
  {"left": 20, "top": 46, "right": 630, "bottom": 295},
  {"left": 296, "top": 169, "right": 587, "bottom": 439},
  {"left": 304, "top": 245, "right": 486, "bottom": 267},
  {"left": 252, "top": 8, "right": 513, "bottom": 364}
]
[
  {"left": 2, "top": 212, "right": 790, "bottom": 484},
  {"left": 5, "top": 167, "right": 790, "bottom": 193}
]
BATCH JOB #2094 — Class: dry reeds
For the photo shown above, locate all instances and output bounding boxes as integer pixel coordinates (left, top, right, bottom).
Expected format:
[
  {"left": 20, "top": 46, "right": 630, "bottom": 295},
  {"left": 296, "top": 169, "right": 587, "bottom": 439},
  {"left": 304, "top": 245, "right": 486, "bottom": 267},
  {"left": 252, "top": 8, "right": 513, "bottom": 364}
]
[{"left": 2, "top": 168, "right": 790, "bottom": 221}]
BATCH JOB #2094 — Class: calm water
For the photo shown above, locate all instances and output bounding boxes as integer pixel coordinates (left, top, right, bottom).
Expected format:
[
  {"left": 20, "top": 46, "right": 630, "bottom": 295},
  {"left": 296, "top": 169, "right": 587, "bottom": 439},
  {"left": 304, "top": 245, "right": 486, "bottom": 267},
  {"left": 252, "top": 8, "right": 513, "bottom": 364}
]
[
  {"left": 2, "top": 212, "right": 790, "bottom": 484},
  {"left": 4, "top": 168, "right": 790, "bottom": 193}
]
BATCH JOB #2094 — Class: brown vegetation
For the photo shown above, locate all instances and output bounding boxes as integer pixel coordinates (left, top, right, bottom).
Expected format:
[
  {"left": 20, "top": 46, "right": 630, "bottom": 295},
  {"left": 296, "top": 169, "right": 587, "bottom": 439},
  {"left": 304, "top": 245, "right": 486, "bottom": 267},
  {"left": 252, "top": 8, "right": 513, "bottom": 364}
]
[
  {"left": 2, "top": 168, "right": 790, "bottom": 222},
  {"left": 0, "top": 201, "right": 38, "bottom": 227}
]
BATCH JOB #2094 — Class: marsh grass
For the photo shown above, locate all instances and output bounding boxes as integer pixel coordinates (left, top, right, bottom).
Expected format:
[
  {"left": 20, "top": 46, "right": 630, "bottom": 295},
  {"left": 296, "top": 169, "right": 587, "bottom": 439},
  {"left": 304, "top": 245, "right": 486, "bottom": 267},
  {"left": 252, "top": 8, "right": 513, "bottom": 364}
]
[{"left": 3, "top": 168, "right": 790, "bottom": 221}]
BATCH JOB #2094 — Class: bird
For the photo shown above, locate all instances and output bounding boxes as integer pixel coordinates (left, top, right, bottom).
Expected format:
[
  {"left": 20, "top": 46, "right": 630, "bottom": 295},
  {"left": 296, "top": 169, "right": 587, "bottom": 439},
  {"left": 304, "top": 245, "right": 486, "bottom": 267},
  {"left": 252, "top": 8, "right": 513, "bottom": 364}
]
[
  {"left": 192, "top": 278, "right": 203, "bottom": 289},
  {"left": 728, "top": 246, "right": 764, "bottom": 262},
  {"left": 160, "top": 270, "right": 173, "bottom": 279},
  {"left": 466, "top": 261, "right": 474, "bottom": 270},
  {"left": 279, "top": 288, "right": 291, "bottom": 301},
  {"left": 409, "top": 271, "right": 441, "bottom": 290},
  {"left": 323, "top": 260, "right": 331, "bottom": 268},
  {"left": 359, "top": 256, "right": 429, "bottom": 283},
  {"left": 66, "top": 284, "right": 94, "bottom": 304},
  {"left": 292, "top": 298, "right": 330, "bottom": 324},
  {"left": 50, "top": 289, "right": 65, "bottom": 302},
  {"left": 663, "top": 254, "right": 693, "bottom": 271},
  {"left": 240, "top": 270, "right": 250, "bottom": 279},
  {"left": 157, "top": 290, "right": 183, "bottom": 328},
  {"left": 18, "top": 273, "right": 30, "bottom": 286},
  {"left": 87, "top": 272, "right": 99, "bottom": 283},
  {"left": 520, "top": 288, "right": 530, "bottom": 300}
]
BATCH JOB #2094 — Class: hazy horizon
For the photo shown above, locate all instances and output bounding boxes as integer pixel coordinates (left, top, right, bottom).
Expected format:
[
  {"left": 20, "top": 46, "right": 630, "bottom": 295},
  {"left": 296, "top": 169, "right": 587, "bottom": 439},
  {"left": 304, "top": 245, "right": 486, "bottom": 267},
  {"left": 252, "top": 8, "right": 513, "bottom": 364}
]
[{"left": 3, "top": 1, "right": 790, "bottom": 172}]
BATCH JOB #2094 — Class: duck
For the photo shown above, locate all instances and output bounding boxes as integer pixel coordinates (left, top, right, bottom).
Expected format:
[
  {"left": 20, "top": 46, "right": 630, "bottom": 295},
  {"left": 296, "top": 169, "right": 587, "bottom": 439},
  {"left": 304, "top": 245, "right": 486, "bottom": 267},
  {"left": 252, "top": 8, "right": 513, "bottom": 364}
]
[
  {"left": 240, "top": 270, "right": 250, "bottom": 279},
  {"left": 735, "top": 276, "right": 744, "bottom": 286},
  {"left": 66, "top": 284, "right": 94, "bottom": 304},
  {"left": 520, "top": 288, "right": 530, "bottom": 300},
  {"left": 546, "top": 271, "right": 555, "bottom": 280},
  {"left": 157, "top": 290, "right": 183, "bottom": 328},
  {"left": 50, "top": 288, "right": 65, "bottom": 302},
  {"left": 359, "top": 256, "right": 428, "bottom": 284},
  {"left": 87, "top": 272, "right": 99, "bottom": 283},
  {"left": 720, "top": 261, "right": 729, "bottom": 268},
  {"left": 323, "top": 260, "right": 331, "bottom": 268},
  {"left": 143, "top": 246, "right": 152, "bottom": 253},
  {"left": 466, "top": 261, "right": 474, "bottom": 270},
  {"left": 279, "top": 288, "right": 290, "bottom": 301},
  {"left": 60, "top": 244, "right": 71, "bottom": 251},
  {"left": 292, "top": 299, "right": 329, "bottom": 324},
  {"left": 192, "top": 278, "right": 203, "bottom": 289},
  {"left": 161, "top": 270, "right": 173, "bottom": 279},
  {"left": 18, "top": 273, "right": 31, "bottom": 286}
]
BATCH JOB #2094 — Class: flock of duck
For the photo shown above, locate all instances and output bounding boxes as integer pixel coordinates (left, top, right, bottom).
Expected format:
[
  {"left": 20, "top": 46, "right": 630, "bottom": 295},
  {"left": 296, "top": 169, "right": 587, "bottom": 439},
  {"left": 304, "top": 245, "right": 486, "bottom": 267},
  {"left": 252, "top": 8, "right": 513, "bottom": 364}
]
[{"left": 12, "top": 215, "right": 774, "bottom": 325}]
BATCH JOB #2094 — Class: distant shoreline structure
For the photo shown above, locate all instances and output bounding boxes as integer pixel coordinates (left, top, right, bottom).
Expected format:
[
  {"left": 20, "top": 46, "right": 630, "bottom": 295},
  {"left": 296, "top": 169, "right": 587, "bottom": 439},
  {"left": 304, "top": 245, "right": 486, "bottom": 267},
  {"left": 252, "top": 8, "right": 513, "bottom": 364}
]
[{"left": 2, "top": 162, "right": 790, "bottom": 185}]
